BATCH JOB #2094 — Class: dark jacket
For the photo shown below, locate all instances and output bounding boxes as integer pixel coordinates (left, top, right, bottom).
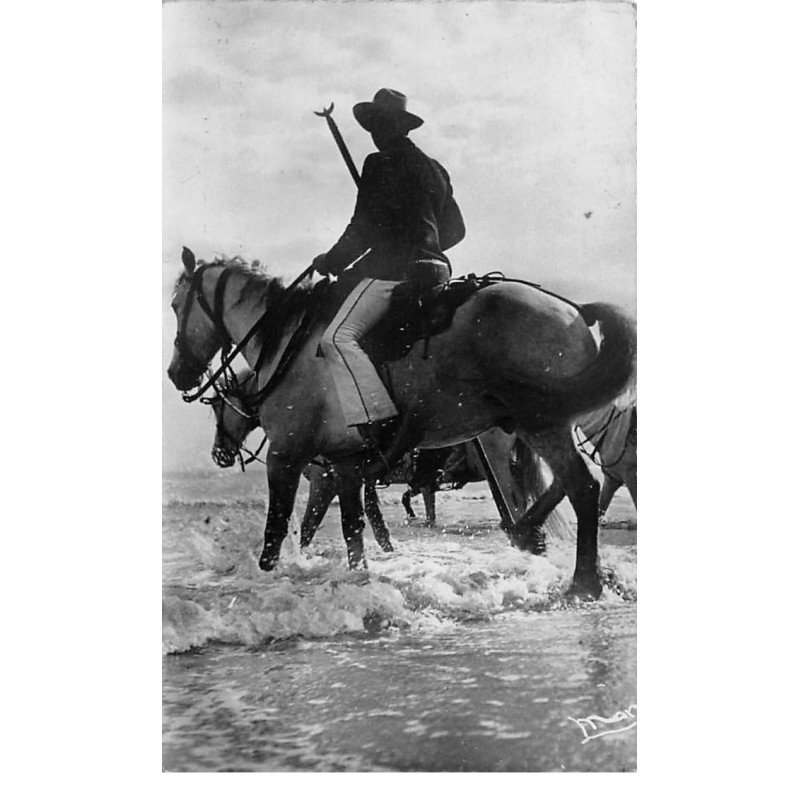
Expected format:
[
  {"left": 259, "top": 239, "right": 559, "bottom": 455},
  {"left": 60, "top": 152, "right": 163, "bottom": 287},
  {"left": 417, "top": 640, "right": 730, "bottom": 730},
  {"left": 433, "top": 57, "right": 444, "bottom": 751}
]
[{"left": 325, "top": 137, "right": 465, "bottom": 284}]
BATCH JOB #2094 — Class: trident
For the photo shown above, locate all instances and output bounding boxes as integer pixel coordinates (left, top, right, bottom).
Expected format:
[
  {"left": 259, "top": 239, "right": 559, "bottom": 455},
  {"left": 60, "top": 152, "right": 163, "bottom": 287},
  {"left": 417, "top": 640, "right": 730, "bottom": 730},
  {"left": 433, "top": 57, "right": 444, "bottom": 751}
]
[{"left": 314, "top": 102, "right": 361, "bottom": 188}]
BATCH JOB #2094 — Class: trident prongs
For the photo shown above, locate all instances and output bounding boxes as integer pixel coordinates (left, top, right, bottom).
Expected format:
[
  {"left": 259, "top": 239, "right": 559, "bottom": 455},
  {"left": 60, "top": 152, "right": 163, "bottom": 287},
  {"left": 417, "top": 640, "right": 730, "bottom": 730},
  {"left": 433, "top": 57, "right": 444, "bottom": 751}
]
[
  {"left": 313, "top": 101, "right": 361, "bottom": 186},
  {"left": 314, "top": 103, "right": 334, "bottom": 117}
]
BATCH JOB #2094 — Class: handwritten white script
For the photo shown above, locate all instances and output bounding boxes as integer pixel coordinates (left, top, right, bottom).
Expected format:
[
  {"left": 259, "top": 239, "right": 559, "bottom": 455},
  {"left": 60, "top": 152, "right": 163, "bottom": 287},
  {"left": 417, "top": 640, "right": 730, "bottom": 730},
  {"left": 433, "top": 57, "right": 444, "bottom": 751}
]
[{"left": 567, "top": 705, "right": 637, "bottom": 743}]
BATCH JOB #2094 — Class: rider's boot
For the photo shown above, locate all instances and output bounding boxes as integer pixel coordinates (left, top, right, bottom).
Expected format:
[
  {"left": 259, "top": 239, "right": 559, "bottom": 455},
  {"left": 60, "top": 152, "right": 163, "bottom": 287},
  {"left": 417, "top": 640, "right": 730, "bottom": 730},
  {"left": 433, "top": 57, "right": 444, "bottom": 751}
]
[{"left": 358, "top": 411, "right": 416, "bottom": 481}]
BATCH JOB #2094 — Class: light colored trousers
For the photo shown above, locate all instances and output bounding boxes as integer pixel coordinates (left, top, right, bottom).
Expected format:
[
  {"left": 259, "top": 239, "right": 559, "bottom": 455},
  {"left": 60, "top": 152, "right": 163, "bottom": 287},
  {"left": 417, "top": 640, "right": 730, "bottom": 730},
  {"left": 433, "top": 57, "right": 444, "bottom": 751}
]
[{"left": 319, "top": 278, "right": 400, "bottom": 427}]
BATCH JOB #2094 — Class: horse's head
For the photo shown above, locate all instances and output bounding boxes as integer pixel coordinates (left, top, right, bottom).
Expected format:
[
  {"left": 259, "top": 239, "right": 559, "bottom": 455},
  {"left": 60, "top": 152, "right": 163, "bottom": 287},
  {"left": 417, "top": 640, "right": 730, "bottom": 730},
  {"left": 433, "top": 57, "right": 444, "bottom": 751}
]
[
  {"left": 167, "top": 247, "right": 231, "bottom": 391},
  {"left": 205, "top": 371, "right": 261, "bottom": 468}
]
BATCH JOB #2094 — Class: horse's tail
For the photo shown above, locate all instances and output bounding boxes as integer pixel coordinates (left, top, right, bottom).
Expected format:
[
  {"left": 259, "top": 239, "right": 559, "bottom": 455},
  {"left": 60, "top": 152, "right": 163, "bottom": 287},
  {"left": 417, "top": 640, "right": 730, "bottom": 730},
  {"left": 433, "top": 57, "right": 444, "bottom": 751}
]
[
  {"left": 500, "top": 302, "right": 636, "bottom": 422},
  {"left": 554, "top": 302, "right": 637, "bottom": 417}
]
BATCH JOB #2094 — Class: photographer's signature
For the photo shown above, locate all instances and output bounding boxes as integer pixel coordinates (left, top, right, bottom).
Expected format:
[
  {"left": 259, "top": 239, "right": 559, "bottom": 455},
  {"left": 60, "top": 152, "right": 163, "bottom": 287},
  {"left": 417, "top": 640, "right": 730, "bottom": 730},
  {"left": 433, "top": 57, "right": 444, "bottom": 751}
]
[{"left": 567, "top": 704, "right": 637, "bottom": 743}]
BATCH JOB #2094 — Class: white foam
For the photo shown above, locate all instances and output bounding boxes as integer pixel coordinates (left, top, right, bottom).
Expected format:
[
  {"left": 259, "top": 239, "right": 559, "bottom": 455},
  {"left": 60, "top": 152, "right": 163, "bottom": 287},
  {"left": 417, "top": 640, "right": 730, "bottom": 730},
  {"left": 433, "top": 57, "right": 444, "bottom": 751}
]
[{"left": 163, "top": 519, "right": 636, "bottom": 653}]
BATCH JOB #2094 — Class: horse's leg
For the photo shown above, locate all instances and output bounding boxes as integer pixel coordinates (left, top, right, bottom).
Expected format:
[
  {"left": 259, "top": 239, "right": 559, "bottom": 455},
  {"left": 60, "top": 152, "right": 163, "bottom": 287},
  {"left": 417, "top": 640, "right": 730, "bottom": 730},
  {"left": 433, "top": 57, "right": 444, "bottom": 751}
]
[
  {"left": 598, "top": 474, "right": 623, "bottom": 518},
  {"left": 259, "top": 452, "right": 303, "bottom": 571},
  {"left": 421, "top": 486, "right": 437, "bottom": 525},
  {"left": 335, "top": 468, "right": 368, "bottom": 569},
  {"left": 364, "top": 479, "right": 394, "bottom": 552},
  {"left": 518, "top": 428, "right": 602, "bottom": 599},
  {"left": 402, "top": 488, "right": 417, "bottom": 518},
  {"left": 510, "top": 482, "right": 567, "bottom": 555},
  {"left": 480, "top": 430, "right": 567, "bottom": 554},
  {"left": 300, "top": 470, "right": 338, "bottom": 548},
  {"left": 625, "top": 468, "right": 637, "bottom": 508}
]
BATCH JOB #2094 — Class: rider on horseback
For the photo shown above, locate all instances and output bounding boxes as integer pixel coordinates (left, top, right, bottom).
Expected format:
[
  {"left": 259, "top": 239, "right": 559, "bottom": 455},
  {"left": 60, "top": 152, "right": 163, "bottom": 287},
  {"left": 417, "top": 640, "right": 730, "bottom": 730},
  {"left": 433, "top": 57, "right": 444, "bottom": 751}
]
[{"left": 313, "top": 89, "right": 465, "bottom": 452}]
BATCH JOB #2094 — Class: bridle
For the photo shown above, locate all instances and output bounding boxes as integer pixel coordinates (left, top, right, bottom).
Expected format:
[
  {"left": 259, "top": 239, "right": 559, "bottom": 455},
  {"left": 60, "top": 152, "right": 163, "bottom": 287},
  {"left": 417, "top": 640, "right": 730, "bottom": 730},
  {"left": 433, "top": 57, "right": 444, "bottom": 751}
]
[
  {"left": 173, "top": 265, "right": 234, "bottom": 391},
  {"left": 173, "top": 256, "right": 315, "bottom": 471},
  {"left": 202, "top": 383, "right": 267, "bottom": 471},
  {"left": 176, "top": 262, "right": 316, "bottom": 405}
]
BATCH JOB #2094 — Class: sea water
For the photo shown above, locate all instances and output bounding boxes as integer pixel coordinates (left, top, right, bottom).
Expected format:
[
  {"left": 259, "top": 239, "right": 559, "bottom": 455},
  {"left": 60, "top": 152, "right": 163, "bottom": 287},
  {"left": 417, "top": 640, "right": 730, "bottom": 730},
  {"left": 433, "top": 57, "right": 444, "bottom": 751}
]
[{"left": 163, "top": 469, "right": 636, "bottom": 771}]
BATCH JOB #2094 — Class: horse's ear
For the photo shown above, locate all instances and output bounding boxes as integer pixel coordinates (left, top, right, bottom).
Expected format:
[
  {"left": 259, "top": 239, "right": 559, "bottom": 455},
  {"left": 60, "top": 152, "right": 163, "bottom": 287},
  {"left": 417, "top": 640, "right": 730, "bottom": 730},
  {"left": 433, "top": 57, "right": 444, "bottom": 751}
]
[{"left": 182, "top": 246, "right": 196, "bottom": 275}]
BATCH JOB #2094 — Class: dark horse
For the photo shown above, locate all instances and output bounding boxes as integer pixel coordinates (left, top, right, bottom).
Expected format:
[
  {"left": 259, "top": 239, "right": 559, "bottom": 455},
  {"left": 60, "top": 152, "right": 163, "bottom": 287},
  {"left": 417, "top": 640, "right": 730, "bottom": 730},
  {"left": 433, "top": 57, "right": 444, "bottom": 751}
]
[
  {"left": 206, "top": 369, "right": 395, "bottom": 551},
  {"left": 207, "top": 370, "right": 548, "bottom": 547},
  {"left": 398, "top": 406, "right": 638, "bottom": 520},
  {"left": 168, "top": 251, "right": 636, "bottom": 598}
]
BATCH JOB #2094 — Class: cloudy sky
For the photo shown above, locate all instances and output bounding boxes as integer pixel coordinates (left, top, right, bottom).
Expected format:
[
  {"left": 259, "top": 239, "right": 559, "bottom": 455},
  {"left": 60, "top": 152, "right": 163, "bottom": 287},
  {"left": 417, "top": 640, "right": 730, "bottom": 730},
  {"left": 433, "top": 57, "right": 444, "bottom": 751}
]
[{"left": 163, "top": 0, "right": 636, "bottom": 471}]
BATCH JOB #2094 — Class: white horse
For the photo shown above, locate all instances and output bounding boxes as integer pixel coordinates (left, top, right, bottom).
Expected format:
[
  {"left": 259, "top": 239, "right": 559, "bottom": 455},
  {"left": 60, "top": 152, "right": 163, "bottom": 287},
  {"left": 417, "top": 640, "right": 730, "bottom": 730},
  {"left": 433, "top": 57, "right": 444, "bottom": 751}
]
[{"left": 575, "top": 403, "right": 637, "bottom": 515}]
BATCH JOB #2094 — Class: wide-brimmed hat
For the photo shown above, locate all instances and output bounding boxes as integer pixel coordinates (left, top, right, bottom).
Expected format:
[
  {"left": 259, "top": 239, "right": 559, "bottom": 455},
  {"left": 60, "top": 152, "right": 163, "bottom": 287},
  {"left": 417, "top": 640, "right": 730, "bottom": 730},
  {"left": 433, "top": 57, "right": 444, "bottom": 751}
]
[{"left": 352, "top": 88, "right": 424, "bottom": 133}]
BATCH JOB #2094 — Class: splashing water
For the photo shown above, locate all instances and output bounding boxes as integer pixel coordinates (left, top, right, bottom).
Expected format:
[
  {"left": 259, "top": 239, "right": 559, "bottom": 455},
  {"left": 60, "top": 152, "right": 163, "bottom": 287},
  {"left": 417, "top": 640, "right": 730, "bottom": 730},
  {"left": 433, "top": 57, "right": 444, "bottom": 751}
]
[{"left": 163, "top": 476, "right": 636, "bottom": 655}]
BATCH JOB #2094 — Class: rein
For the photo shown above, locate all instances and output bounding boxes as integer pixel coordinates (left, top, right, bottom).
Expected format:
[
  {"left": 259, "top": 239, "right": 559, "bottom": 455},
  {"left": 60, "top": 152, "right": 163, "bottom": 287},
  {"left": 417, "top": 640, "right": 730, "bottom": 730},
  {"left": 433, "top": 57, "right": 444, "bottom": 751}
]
[
  {"left": 201, "top": 388, "right": 258, "bottom": 421},
  {"left": 239, "top": 435, "right": 268, "bottom": 467},
  {"left": 574, "top": 406, "right": 631, "bottom": 473},
  {"left": 180, "top": 263, "right": 316, "bottom": 404}
]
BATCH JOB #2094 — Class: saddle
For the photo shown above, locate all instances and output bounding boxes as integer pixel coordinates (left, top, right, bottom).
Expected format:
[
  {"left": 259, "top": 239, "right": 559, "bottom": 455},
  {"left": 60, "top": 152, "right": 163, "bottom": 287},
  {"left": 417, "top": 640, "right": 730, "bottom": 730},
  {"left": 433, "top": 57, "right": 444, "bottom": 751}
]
[
  {"left": 318, "top": 270, "right": 504, "bottom": 362},
  {"left": 379, "top": 274, "right": 494, "bottom": 361}
]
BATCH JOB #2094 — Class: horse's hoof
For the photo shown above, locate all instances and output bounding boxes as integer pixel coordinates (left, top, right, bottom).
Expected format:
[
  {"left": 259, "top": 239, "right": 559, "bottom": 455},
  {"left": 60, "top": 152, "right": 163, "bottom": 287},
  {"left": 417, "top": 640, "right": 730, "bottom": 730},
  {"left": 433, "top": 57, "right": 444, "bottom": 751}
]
[
  {"left": 258, "top": 551, "right": 279, "bottom": 571},
  {"left": 423, "top": 519, "right": 437, "bottom": 528},
  {"left": 566, "top": 574, "right": 603, "bottom": 601},
  {"left": 512, "top": 533, "right": 547, "bottom": 556},
  {"left": 362, "top": 611, "right": 386, "bottom": 633},
  {"left": 348, "top": 555, "right": 369, "bottom": 570},
  {"left": 508, "top": 521, "right": 546, "bottom": 555},
  {"left": 377, "top": 539, "right": 394, "bottom": 553}
]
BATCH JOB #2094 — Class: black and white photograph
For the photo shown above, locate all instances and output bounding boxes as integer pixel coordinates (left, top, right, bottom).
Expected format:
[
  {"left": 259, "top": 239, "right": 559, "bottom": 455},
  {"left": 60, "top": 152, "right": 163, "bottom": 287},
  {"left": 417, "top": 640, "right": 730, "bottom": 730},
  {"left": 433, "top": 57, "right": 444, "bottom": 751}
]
[
  {"left": 162, "top": 0, "right": 636, "bottom": 772},
  {"left": 6, "top": 0, "right": 800, "bottom": 791}
]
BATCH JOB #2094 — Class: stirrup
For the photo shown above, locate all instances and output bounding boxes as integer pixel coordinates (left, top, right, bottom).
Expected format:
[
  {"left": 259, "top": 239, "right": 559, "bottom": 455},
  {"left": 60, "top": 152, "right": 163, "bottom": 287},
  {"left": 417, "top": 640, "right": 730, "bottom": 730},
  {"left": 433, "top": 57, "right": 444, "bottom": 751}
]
[
  {"left": 363, "top": 457, "right": 392, "bottom": 483},
  {"left": 374, "top": 473, "right": 392, "bottom": 489},
  {"left": 356, "top": 423, "right": 393, "bottom": 476}
]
